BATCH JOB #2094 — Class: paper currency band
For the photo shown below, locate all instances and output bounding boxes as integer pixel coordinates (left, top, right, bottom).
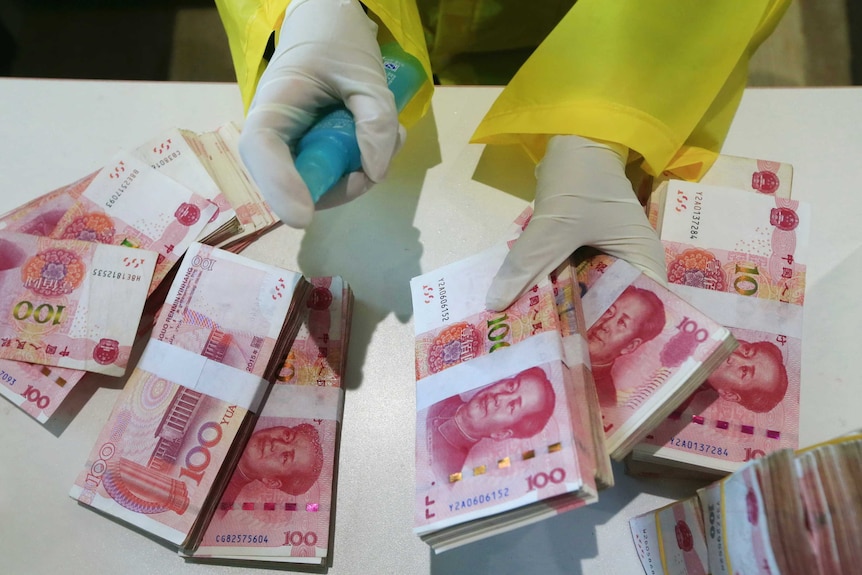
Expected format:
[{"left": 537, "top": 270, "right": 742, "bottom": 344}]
[
  {"left": 580, "top": 257, "right": 643, "bottom": 327},
  {"left": 259, "top": 384, "right": 344, "bottom": 423},
  {"left": 139, "top": 339, "right": 269, "bottom": 412},
  {"left": 448, "top": 442, "right": 565, "bottom": 484},
  {"left": 415, "top": 330, "right": 566, "bottom": 411}
]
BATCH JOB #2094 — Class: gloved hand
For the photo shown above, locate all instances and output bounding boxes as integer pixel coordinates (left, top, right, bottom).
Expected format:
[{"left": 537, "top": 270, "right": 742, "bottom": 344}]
[
  {"left": 485, "top": 134, "right": 668, "bottom": 311},
  {"left": 238, "top": 0, "right": 403, "bottom": 228}
]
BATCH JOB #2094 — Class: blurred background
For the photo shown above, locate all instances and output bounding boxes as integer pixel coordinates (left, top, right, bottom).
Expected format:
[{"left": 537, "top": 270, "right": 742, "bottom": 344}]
[{"left": 0, "top": 0, "right": 859, "bottom": 87}]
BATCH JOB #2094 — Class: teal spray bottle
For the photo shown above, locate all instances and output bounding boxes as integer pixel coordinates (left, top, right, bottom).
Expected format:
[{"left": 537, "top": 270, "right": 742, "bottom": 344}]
[{"left": 294, "top": 42, "right": 427, "bottom": 203}]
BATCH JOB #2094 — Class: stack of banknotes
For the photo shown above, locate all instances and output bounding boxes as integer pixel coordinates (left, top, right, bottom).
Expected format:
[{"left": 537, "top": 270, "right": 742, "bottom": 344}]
[
  {"left": 188, "top": 276, "right": 353, "bottom": 565},
  {"left": 629, "top": 431, "right": 862, "bottom": 575},
  {"left": 631, "top": 157, "right": 808, "bottom": 476},
  {"left": 69, "top": 242, "right": 310, "bottom": 552},
  {"left": 410, "top": 239, "right": 612, "bottom": 552},
  {"left": 0, "top": 122, "right": 279, "bottom": 423}
]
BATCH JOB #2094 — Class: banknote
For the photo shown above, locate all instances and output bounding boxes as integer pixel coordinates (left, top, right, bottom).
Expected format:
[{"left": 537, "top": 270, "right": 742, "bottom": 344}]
[
  {"left": 49, "top": 151, "right": 218, "bottom": 294},
  {"left": 192, "top": 123, "right": 279, "bottom": 252},
  {"left": 0, "top": 231, "right": 156, "bottom": 376},
  {"left": 191, "top": 277, "right": 351, "bottom": 564},
  {"left": 0, "top": 170, "right": 98, "bottom": 236},
  {"left": 412, "top": 243, "right": 599, "bottom": 548},
  {"left": 660, "top": 180, "right": 810, "bottom": 263},
  {"left": 633, "top": 186, "right": 809, "bottom": 473},
  {"left": 664, "top": 240, "right": 805, "bottom": 305},
  {"left": 632, "top": 435, "right": 862, "bottom": 575},
  {"left": 70, "top": 242, "right": 308, "bottom": 549},
  {"left": 133, "top": 128, "right": 239, "bottom": 244},
  {"left": 0, "top": 361, "right": 85, "bottom": 423},
  {"left": 647, "top": 154, "right": 794, "bottom": 234},
  {"left": 697, "top": 458, "right": 784, "bottom": 575},
  {"left": 629, "top": 496, "right": 708, "bottom": 575},
  {"left": 574, "top": 251, "right": 737, "bottom": 460}
]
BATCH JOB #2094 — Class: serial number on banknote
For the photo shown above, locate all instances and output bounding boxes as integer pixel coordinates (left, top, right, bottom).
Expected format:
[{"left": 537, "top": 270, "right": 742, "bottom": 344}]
[
  {"left": 91, "top": 269, "right": 145, "bottom": 282},
  {"left": 668, "top": 436, "right": 729, "bottom": 457},
  {"left": 0, "top": 370, "right": 17, "bottom": 387},
  {"left": 448, "top": 487, "right": 510, "bottom": 512},
  {"left": 213, "top": 534, "right": 270, "bottom": 544}
]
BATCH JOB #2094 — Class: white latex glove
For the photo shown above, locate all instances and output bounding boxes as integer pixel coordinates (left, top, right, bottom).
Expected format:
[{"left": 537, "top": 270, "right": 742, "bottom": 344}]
[
  {"left": 238, "top": 0, "right": 403, "bottom": 228},
  {"left": 486, "top": 134, "right": 668, "bottom": 311}
]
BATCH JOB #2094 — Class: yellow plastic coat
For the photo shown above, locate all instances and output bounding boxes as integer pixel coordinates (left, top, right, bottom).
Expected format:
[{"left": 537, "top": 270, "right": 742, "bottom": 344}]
[{"left": 215, "top": 0, "right": 789, "bottom": 180}]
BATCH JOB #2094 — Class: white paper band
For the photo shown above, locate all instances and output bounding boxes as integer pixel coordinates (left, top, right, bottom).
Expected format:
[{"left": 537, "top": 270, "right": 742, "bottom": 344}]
[
  {"left": 581, "top": 258, "right": 642, "bottom": 327},
  {"left": 416, "top": 330, "right": 565, "bottom": 412},
  {"left": 669, "top": 284, "right": 804, "bottom": 338},
  {"left": 261, "top": 384, "right": 345, "bottom": 422},
  {"left": 139, "top": 338, "right": 269, "bottom": 412}
]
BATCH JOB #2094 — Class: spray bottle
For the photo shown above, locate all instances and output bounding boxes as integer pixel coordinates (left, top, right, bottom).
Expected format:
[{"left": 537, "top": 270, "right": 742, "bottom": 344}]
[{"left": 294, "top": 42, "right": 426, "bottom": 203}]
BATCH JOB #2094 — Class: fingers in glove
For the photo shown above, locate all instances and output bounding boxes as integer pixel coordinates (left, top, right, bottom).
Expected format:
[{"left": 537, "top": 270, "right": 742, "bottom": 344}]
[
  {"left": 238, "top": 126, "right": 314, "bottom": 229},
  {"left": 485, "top": 213, "right": 573, "bottom": 311}
]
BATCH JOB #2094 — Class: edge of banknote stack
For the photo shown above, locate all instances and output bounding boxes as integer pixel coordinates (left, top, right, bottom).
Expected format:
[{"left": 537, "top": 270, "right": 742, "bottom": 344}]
[
  {"left": 69, "top": 242, "right": 310, "bottom": 552},
  {"left": 411, "top": 239, "right": 612, "bottom": 553}
]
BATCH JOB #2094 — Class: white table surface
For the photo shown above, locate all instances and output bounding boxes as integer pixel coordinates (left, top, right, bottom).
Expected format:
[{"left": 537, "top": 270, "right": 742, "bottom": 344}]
[{"left": 0, "top": 79, "right": 859, "bottom": 575}]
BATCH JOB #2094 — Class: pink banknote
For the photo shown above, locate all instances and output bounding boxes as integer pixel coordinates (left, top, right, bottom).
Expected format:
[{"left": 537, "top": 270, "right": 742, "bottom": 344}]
[
  {"left": 414, "top": 358, "right": 596, "bottom": 535},
  {"left": 192, "top": 277, "right": 350, "bottom": 563},
  {"left": 49, "top": 151, "right": 218, "bottom": 294},
  {"left": 0, "top": 360, "right": 85, "bottom": 423},
  {"left": 634, "top": 186, "right": 809, "bottom": 473},
  {"left": 0, "top": 231, "right": 156, "bottom": 376},
  {"left": 133, "top": 128, "right": 238, "bottom": 243},
  {"left": 697, "top": 459, "right": 783, "bottom": 575},
  {"left": 664, "top": 240, "right": 805, "bottom": 305},
  {"left": 412, "top": 244, "right": 599, "bottom": 541},
  {"left": 70, "top": 243, "right": 307, "bottom": 549},
  {"left": 647, "top": 154, "right": 794, "bottom": 232},
  {"left": 629, "top": 496, "right": 709, "bottom": 575},
  {"left": 795, "top": 449, "right": 844, "bottom": 574},
  {"left": 414, "top": 281, "right": 560, "bottom": 380},
  {"left": 636, "top": 325, "right": 801, "bottom": 473},
  {"left": 0, "top": 170, "right": 98, "bottom": 236},
  {"left": 661, "top": 181, "right": 809, "bottom": 265},
  {"left": 575, "top": 252, "right": 736, "bottom": 459}
]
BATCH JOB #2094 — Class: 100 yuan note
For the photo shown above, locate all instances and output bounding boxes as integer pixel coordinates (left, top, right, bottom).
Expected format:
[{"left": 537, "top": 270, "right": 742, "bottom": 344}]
[
  {"left": 575, "top": 252, "right": 736, "bottom": 459},
  {"left": 0, "top": 361, "right": 85, "bottom": 423},
  {"left": 412, "top": 243, "right": 597, "bottom": 537},
  {"left": 0, "top": 171, "right": 98, "bottom": 236},
  {"left": 133, "top": 129, "right": 238, "bottom": 243},
  {"left": 49, "top": 151, "right": 218, "bottom": 293},
  {"left": 70, "top": 243, "right": 306, "bottom": 548},
  {"left": 191, "top": 277, "right": 351, "bottom": 563},
  {"left": 633, "top": 186, "right": 810, "bottom": 473},
  {"left": 647, "top": 155, "right": 794, "bottom": 234},
  {"left": 0, "top": 231, "right": 156, "bottom": 376}
]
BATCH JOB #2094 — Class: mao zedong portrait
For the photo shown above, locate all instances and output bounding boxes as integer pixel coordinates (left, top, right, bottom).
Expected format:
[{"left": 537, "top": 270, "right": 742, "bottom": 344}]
[
  {"left": 684, "top": 339, "right": 788, "bottom": 414},
  {"left": 586, "top": 285, "right": 665, "bottom": 407},
  {"left": 427, "top": 366, "right": 556, "bottom": 480},
  {"left": 219, "top": 423, "right": 324, "bottom": 512}
]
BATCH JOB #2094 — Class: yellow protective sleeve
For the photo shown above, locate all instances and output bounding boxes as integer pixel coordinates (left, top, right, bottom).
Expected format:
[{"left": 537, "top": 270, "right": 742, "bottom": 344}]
[
  {"left": 469, "top": 0, "right": 790, "bottom": 180},
  {"left": 214, "top": 0, "right": 434, "bottom": 127}
]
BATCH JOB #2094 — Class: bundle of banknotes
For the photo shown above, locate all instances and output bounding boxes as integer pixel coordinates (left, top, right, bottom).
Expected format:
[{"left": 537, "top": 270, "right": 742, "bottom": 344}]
[
  {"left": 188, "top": 276, "right": 353, "bottom": 565},
  {"left": 69, "top": 242, "right": 310, "bottom": 552},
  {"left": 631, "top": 155, "right": 808, "bottom": 476},
  {"left": 411, "top": 242, "right": 611, "bottom": 552},
  {"left": 0, "top": 122, "right": 278, "bottom": 424},
  {"left": 629, "top": 431, "right": 862, "bottom": 575}
]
